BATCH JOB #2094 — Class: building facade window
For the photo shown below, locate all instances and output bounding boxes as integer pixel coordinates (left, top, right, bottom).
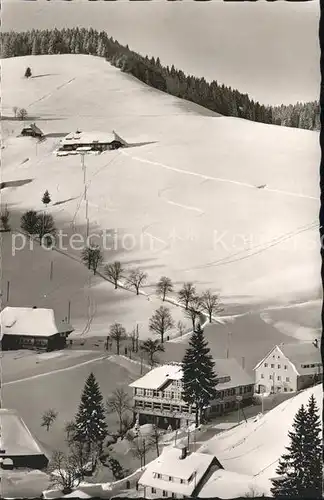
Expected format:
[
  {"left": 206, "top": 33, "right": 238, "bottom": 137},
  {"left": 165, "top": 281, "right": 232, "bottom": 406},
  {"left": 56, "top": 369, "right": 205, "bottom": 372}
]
[
  {"left": 269, "top": 375, "right": 273, "bottom": 380},
  {"left": 286, "top": 377, "right": 290, "bottom": 382},
  {"left": 284, "top": 365, "right": 288, "bottom": 370},
  {"left": 278, "top": 364, "right": 281, "bottom": 369},
  {"left": 277, "top": 376, "right": 281, "bottom": 381},
  {"left": 264, "top": 363, "right": 268, "bottom": 367},
  {"left": 163, "top": 491, "right": 167, "bottom": 497},
  {"left": 261, "top": 374, "right": 264, "bottom": 379},
  {"left": 151, "top": 488, "right": 156, "bottom": 494},
  {"left": 271, "top": 364, "right": 274, "bottom": 368},
  {"left": 146, "top": 389, "right": 153, "bottom": 397}
]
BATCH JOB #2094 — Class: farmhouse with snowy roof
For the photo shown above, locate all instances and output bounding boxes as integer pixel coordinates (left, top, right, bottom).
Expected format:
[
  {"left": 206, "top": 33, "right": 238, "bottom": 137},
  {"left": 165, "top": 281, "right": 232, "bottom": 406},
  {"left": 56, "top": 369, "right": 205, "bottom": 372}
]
[
  {"left": 254, "top": 339, "right": 322, "bottom": 394},
  {"left": 57, "top": 130, "right": 128, "bottom": 155},
  {"left": 0, "top": 408, "right": 49, "bottom": 469},
  {"left": 21, "top": 123, "right": 44, "bottom": 138},
  {"left": 130, "top": 360, "right": 254, "bottom": 430},
  {"left": 138, "top": 445, "right": 221, "bottom": 499},
  {"left": 0, "top": 306, "right": 74, "bottom": 351}
]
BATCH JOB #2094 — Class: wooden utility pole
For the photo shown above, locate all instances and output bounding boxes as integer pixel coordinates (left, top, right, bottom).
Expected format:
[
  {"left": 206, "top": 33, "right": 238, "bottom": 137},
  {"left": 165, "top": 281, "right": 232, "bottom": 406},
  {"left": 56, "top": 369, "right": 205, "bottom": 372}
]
[
  {"left": 140, "top": 352, "right": 143, "bottom": 375},
  {"left": 67, "top": 301, "right": 71, "bottom": 323},
  {"left": 81, "top": 153, "right": 89, "bottom": 239},
  {"left": 50, "top": 261, "right": 53, "bottom": 281},
  {"left": 6, "top": 281, "right": 10, "bottom": 302}
]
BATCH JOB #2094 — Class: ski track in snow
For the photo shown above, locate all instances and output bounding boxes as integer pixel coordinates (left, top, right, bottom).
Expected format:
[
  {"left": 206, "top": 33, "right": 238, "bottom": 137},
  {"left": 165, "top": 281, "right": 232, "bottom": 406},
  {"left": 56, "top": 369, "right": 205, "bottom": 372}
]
[
  {"left": 27, "top": 77, "right": 77, "bottom": 108},
  {"left": 158, "top": 186, "right": 204, "bottom": 215},
  {"left": 121, "top": 150, "right": 318, "bottom": 201}
]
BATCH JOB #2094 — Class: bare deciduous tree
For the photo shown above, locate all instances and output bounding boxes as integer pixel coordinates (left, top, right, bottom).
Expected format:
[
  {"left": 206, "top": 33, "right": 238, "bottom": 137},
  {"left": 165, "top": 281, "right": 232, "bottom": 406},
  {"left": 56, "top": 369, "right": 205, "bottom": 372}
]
[
  {"left": 140, "top": 339, "right": 165, "bottom": 368},
  {"left": 109, "top": 322, "right": 126, "bottom": 355},
  {"left": 177, "top": 320, "right": 186, "bottom": 337},
  {"left": 41, "top": 409, "right": 58, "bottom": 431},
  {"left": 81, "top": 244, "right": 103, "bottom": 275},
  {"left": 148, "top": 425, "right": 164, "bottom": 457},
  {"left": 131, "top": 435, "right": 151, "bottom": 469},
  {"left": 48, "top": 450, "right": 81, "bottom": 495},
  {"left": 156, "top": 276, "right": 173, "bottom": 301},
  {"left": 200, "top": 290, "right": 223, "bottom": 323},
  {"left": 0, "top": 207, "right": 10, "bottom": 232},
  {"left": 127, "top": 268, "right": 148, "bottom": 295},
  {"left": 178, "top": 282, "right": 196, "bottom": 310},
  {"left": 185, "top": 296, "right": 202, "bottom": 331},
  {"left": 106, "top": 388, "right": 131, "bottom": 436},
  {"left": 64, "top": 420, "right": 77, "bottom": 443},
  {"left": 104, "top": 261, "right": 124, "bottom": 289},
  {"left": 149, "top": 306, "right": 174, "bottom": 343},
  {"left": 18, "top": 108, "right": 28, "bottom": 120},
  {"left": 129, "top": 327, "right": 137, "bottom": 352},
  {"left": 12, "top": 106, "right": 18, "bottom": 118}
]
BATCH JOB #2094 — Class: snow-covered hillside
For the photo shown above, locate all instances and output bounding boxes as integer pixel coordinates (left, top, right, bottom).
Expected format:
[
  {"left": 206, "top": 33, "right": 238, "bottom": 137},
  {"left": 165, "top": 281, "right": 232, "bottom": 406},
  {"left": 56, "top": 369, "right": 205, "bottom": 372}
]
[
  {"left": 2, "top": 0, "right": 319, "bottom": 105},
  {"left": 199, "top": 384, "right": 322, "bottom": 484},
  {"left": 2, "top": 55, "right": 320, "bottom": 310}
]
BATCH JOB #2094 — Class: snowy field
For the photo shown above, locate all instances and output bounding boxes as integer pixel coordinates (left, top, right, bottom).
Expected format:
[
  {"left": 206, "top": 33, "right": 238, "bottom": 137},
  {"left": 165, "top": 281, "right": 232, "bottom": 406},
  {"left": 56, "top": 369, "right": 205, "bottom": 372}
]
[
  {"left": 199, "top": 384, "right": 322, "bottom": 485},
  {"left": 1, "top": 55, "right": 320, "bottom": 342},
  {"left": 2, "top": 354, "right": 143, "bottom": 454},
  {"left": 2, "top": 0, "right": 320, "bottom": 105}
]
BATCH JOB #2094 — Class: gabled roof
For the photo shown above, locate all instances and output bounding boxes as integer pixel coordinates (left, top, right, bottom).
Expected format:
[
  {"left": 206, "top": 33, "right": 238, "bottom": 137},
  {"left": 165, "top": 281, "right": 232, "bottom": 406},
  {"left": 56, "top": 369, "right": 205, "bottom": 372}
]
[
  {"left": 139, "top": 447, "right": 216, "bottom": 496},
  {"left": 22, "top": 123, "right": 43, "bottom": 135},
  {"left": 61, "top": 130, "right": 126, "bottom": 146},
  {"left": 0, "top": 409, "right": 45, "bottom": 456},
  {"left": 254, "top": 341, "right": 322, "bottom": 375},
  {"left": 0, "top": 307, "right": 73, "bottom": 338},
  {"left": 213, "top": 358, "right": 254, "bottom": 390},
  {"left": 129, "top": 364, "right": 182, "bottom": 390}
]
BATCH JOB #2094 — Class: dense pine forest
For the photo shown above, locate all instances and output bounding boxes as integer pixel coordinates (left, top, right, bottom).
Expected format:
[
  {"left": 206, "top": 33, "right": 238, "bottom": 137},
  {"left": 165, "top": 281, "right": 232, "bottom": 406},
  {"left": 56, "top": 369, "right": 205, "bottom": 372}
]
[{"left": 1, "top": 28, "right": 320, "bottom": 130}]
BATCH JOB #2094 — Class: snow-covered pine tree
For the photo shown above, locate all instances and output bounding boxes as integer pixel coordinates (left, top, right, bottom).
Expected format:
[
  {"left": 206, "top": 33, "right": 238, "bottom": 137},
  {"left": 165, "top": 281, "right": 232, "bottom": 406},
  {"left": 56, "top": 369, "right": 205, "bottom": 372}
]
[
  {"left": 74, "top": 372, "right": 108, "bottom": 452},
  {"left": 181, "top": 323, "right": 218, "bottom": 427},
  {"left": 303, "top": 394, "right": 322, "bottom": 497},
  {"left": 271, "top": 397, "right": 322, "bottom": 498}
]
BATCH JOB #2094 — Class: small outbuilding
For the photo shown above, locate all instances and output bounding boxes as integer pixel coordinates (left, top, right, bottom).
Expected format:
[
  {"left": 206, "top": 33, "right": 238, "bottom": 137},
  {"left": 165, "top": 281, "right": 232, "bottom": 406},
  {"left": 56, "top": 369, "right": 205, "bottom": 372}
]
[{"left": 21, "top": 123, "right": 44, "bottom": 138}]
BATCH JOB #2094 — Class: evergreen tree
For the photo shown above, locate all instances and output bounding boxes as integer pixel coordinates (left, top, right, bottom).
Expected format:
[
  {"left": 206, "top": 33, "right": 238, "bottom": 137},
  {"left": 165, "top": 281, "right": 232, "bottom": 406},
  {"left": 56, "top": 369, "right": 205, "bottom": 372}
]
[
  {"left": 74, "top": 372, "right": 108, "bottom": 452},
  {"left": 271, "top": 395, "right": 322, "bottom": 498},
  {"left": 42, "top": 189, "right": 51, "bottom": 206},
  {"left": 24, "top": 67, "right": 32, "bottom": 78},
  {"left": 181, "top": 324, "right": 218, "bottom": 426}
]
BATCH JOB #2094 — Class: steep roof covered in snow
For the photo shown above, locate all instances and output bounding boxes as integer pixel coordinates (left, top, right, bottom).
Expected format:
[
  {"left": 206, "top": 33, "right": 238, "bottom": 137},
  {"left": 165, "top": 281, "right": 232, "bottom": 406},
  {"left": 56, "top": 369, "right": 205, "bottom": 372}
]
[
  {"left": 0, "top": 409, "right": 45, "bottom": 456},
  {"left": 198, "top": 383, "right": 322, "bottom": 480},
  {"left": 139, "top": 447, "right": 216, "bottom": 497},
  {"left": 0, "top": 307, "right": 73, "bottom": 338},
  {"left": 60, "top": 130, "right": 127, "bottom": 146},
  {"left": 214, "top": 358, "right": 254, "bottom": 390},
  {"left": 129, "top": 364, "right": 183, "bottom": 390},
  {"left": 199, "top": 469, "right": 272, "bottom": 499}
]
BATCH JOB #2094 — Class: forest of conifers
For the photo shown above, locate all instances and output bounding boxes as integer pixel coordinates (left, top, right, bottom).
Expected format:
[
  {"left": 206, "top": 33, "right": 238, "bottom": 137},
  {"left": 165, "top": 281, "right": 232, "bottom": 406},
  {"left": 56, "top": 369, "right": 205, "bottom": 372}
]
[{"left": 1, "top": 27, "right": 320, "bottom": 130}]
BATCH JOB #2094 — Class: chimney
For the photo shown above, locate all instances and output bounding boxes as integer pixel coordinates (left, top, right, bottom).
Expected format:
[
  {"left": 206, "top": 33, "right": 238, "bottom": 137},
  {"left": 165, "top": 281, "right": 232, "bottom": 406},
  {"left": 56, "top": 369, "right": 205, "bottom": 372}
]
[
  {"left": 313, "top": 339, "right": 318, "bottom": 348},
  {"left": 179, "top": 445, "right": 187, "bottom": 460},
  {"left": 32, "top": 306, "right": 37, "bottom": 309}
]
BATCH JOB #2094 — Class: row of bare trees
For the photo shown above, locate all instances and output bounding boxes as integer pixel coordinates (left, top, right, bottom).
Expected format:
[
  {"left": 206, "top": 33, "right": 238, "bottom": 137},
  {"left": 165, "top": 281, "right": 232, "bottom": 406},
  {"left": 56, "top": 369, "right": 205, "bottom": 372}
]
[{"left": 81, "top": 253, "right": 223, "bottom": 324}]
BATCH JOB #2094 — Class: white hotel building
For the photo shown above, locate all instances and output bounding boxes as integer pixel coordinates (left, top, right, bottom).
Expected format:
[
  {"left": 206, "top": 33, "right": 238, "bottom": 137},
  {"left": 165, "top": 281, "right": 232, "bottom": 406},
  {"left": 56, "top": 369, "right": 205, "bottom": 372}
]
[{"left": 130, "top": 360, "right": 254, "bottom": 430}]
